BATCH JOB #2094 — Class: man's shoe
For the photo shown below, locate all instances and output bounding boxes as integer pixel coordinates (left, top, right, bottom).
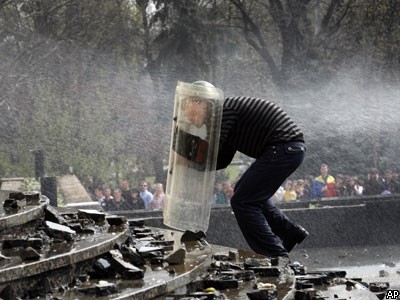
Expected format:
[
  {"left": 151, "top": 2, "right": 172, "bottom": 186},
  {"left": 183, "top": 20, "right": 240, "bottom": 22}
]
[{"left": 283, "top": 225, "right": 309, "bottom": 252}]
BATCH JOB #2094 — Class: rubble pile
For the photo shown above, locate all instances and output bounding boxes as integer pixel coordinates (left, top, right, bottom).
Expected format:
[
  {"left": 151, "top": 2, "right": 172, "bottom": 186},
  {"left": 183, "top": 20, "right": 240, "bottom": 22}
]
[
  {"left": 0, "top": 191, "right": 393, "bottom": 300},
  {"left": 0, "top": 191, "right": 210, "bottom": 299}
]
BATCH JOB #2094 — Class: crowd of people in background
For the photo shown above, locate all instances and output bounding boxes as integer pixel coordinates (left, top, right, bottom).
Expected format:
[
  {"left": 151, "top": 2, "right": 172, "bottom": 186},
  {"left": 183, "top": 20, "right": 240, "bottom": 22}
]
[
  {"left": 91, "top": 179, "right": 165, "bottom": 212},
  {"left": 88, "top": 164, "right": 399, "bottom": 211},
  {"left": 213, "top": 164, "right": 400, "bottom": 205}
]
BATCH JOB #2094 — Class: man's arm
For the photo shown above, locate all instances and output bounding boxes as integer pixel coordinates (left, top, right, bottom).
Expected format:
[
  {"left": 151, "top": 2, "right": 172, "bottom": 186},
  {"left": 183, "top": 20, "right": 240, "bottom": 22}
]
[
  {"left": 216, "top": 145, "right": 236, "bottom": 170},
  {"left": 219, "top": 106, "right": 238, "bottom": 146},
  {"left": 216, "top": 106, "right": 238, "bottom": 170},
  {"left": 172, "top": 126, "right": 209, "bottom": 165}
]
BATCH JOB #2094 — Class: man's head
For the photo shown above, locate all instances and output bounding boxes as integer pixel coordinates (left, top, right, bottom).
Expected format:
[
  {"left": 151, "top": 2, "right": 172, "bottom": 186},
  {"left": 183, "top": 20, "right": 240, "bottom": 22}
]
[
  {"left": 104, "top": 187, "right": 112, "bottom": 198},
  {"left": 214, "top": 182, "right": 223, "bottom": 192},
  {"left": 114, "top": 188, "right": 122, "bottom": 201},
  {"left": 181, "top": 81, "right": 215, "bottom": 128},
  {"left": 139, "top": 181, "right": 148, "bottom": 192},
  {"left": 320, "top": 163, "right": 329, "bottom": 177},
  {"left": 121, "top": 180, "right": 129, "bottom": 190},
  {"left": 131, "top": 188, "right": 140, "bottom": 198},
  {"left": 369, "top": 168, "right": 379, "bottom": 180},
  {"left": 94, "top": 187, "right": 103, "bottom": 199},
  {"left": 183, "top": 96, "right": 209, "bottom": 127}
]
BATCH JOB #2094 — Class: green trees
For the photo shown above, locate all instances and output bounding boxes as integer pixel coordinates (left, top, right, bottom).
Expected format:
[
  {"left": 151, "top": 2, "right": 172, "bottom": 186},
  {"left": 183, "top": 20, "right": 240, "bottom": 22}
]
[{"left": 0, "top": 0, "right": 399, "bottom": 185}]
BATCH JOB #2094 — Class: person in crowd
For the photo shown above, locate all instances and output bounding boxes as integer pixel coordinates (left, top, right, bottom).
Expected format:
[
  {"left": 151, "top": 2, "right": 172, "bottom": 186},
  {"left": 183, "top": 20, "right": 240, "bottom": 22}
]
[
  {"left": 302, "top": 175, "right": 314, "bottom": 200},
  {"left": 294, "top": 179, "right": 306, "bottom": 201},
  {"left": 149, "top": 183, "right": 165, "bottom": 210},
  {"left": 335, "top": 174, "right": 347, "bottom": 197},
  {"left": 100, "top": 187, "right": 114, "bottom": 211},
  {"left": 343, "top": 176, "right": 357, "bottom": 197},
  {"left": 383, "top": 169, "right": 399, "bottom": 194},
  {"left": 363, "top": 168, "right": 385, "bottom": 195},
  {"left": 216, "top": 93, "right": 308, "bottom": 261},
  {"left": 93, "top": 187, "right": 104, "bottom": 204},
  {"left": 120, "top": 179, "right": 133, "bottom": 203},
  {"left": 109, "top": 188, "right": 129, "bottom": 211},
  {"left": 224, "top": 186, "right": 234, "bottom": 203},
  {"left": 222, "top": 179, "right": 232, "bottom": 193},
  {"left": 392, "top": 172, "right": 400, "bottom": 194},
  {"left": 272, "top": 185, "right": 284, "bottom": 202},
  {"left": 128, "top": 188, "right": 145, "bottom": 209},
  {"left": 222, "top": 179, "right": 234, "bottom": 203},
  {"left": 312, "top": 163, "right": 336, "bottom": 198},
  {"left": 354, "top": 176, "right": 365, "bottom": 196},
  {"left": 139, "top": 180, "right": 153, "bottom": 209},
  {"left": 282, "top": 180, "right": 297, "bottom": 201},
  {"left": 213, "top": 182, "right": 227, "bottom": 204}
]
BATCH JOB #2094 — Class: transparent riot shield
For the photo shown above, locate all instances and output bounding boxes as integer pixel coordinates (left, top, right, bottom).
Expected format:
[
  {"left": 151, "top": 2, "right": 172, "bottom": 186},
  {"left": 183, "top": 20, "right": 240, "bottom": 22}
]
[{"left": 164, "top": 81, "right": 224, "bottom": 232}]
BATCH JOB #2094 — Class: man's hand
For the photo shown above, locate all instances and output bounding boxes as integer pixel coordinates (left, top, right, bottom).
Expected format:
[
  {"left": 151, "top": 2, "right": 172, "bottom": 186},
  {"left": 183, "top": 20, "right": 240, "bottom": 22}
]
[{"left": 172, "top": 126, "right": 209, "bottom": 168}]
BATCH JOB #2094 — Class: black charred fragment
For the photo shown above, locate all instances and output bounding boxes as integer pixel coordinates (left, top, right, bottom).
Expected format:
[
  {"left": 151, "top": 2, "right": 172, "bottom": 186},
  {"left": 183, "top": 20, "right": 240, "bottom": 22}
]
[
  {"left": 150, "top": 256, "right": 164, "bottom": 265},
  {"left": 211, "top": 261, "right": 244, "bottom": 271},
  {"left": 95, "top": 283, "right": 119, "bottom": 296},
  {"left": 78, "top": 209, "right": 106, "bottom": 224},
  {"left": 134, "top": 231, "right": 154, "bottom": 239},
  {"left": 44, "top": 205, "right": 69, "bottom": 225},
  {"left": 2, "top": 237, "right": 43, "bottom": 250},
  {"left": 106, "top": 215, "right": 127, "bottom": 226},
  {"left": 165, "top": 248, "right": 186, "bottom": 265},
  {"left": 294, "top": 288, "right": 318, "bottom": 300},
  {"left": 89, "top": 257, "right": 116, "bottom": 279},
  {"left": 296, "top": 274, "right": 329, "bottom": 285},
  {"left": 3, "top": 199, "right": 20, "bottom": 210},
  {"left": 247, "top": 289, "right": 277, "bottom": 300},
  {"left": 136, "top": 242, "right": 165, "bottom": 258},
  {"left": 19, "top": 247, "right": 41, "bottom": 261},
  {"left": 139, "top": 250, "right": 164, "bottom": 259},
  {"left": 247, "top": 266, "right": 281, "bottom": 277},
  {"left": 369, "top": 281, "right": 390, "bottom": 292},
  {"left": 213, "top": 253, "right": 232, "bottom": 261},
  {"left": 149, "top": 239, "right": 175, "bottom": 251},
  {"left": 203, "top": 278, "right": 239, "bottom": 290},
  {"left": 76, "top": 282, "right": 118, "bottom": 297},
  {"left": 8, "top": 192, "right": 25, "bottom": 200},
  {"left": 296, "top": 280, "right": 314, "bottom": 290},
  {"left": 109, "top": 255, "right": 144, "bottom": 280},
  {"left": 120, "top": 244, "right": 146, "bottom": 266},
  {"left": 307, "top": 270, "right": 347, "bottom": 279},
  {"left": 24, "top": 192, "right": 41, "bottom": 205},
  {"left": 67, "top": 222, "right": 83, "bottom": 232},
  {"left": 220, "top": 269, "right": 255, "bottom": 281},
  {"left": 128, "top": 219, "right": 145, "bottom": 227}
]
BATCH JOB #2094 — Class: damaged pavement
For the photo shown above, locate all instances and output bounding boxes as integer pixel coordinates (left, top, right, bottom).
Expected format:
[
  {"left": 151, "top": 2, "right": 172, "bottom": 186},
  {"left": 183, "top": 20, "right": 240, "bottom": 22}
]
[{"left": 0, "top": 191, "right": 394, "bottom": 300}]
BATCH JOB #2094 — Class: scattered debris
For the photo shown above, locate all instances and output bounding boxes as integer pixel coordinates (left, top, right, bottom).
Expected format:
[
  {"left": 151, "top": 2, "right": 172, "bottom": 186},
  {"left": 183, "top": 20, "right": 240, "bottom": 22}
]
[{"left": 0, "top": 191, "right": 394, "bottom": 300}]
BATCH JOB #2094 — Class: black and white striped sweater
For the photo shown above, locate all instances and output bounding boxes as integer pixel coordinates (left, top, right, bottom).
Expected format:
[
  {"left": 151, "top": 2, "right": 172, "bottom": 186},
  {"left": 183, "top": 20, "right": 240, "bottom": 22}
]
[{"left": 216, "top": 96, "right": 304, "bottom": 170}]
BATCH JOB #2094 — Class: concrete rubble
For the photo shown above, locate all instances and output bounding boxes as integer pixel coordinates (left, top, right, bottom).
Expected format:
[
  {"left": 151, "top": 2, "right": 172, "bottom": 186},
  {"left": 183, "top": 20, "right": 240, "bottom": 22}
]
[{"left": 0, "top": 191, "right": 395, "bottom": 300}]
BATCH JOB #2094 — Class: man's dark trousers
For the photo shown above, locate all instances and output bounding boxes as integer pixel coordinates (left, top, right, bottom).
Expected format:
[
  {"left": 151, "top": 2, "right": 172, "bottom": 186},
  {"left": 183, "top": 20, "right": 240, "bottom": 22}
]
[{"left": 230, "top": 141, "right": 306, "bottom": 257}]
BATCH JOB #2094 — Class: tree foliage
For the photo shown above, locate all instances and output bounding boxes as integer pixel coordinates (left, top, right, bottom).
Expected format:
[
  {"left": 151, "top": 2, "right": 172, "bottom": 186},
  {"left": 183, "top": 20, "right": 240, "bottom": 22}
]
[{"left": 0, "top": 0, "right": 399, "bottom": 187}]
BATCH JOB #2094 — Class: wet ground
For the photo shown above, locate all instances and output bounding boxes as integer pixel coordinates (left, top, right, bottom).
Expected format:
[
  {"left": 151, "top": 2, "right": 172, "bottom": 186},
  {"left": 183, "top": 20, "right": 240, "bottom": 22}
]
[{"left": 290, "top": 244, "right": 400, "bottom": 289}]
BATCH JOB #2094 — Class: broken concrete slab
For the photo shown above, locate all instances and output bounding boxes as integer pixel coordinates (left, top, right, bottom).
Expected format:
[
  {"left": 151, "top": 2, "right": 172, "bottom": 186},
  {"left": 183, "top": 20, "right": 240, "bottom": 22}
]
[
  {"left": 45, "top": 220, "right": 76, "bottom": 242},
  {"left": 165, "top": 248, "right": 186, "bottom": 265}
]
